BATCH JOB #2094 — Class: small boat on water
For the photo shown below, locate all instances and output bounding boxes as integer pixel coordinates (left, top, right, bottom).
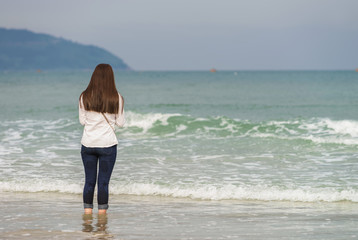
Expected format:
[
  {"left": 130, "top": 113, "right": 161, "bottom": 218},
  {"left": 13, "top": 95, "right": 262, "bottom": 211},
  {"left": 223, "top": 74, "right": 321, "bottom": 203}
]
[{"left": 210, "top": 68, "right": 216, "bottom": 73}]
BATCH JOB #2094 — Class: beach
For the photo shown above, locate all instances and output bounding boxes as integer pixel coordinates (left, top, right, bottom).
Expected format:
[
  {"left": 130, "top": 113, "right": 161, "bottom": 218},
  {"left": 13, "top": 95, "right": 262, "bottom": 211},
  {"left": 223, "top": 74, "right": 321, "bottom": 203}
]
[{"left": 1, "top": 70, "right": 358, "bottom": 239}]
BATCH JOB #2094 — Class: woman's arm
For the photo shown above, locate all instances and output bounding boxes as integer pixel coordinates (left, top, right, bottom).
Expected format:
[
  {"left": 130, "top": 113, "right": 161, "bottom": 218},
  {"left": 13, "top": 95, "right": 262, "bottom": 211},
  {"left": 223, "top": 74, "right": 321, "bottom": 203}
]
[
  {"left": 79, "top": 97, "right": 86, "bottom": 126},
  {"left": 115, "top": 93, "right": 125, "bottom": 127}
]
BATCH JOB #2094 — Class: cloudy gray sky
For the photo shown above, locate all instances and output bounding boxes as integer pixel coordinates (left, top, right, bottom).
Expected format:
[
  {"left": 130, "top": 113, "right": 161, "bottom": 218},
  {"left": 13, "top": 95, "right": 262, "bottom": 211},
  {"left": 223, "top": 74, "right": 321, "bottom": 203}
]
[{"left": 1, "top": 0, "right": 357, "bottom": 70}]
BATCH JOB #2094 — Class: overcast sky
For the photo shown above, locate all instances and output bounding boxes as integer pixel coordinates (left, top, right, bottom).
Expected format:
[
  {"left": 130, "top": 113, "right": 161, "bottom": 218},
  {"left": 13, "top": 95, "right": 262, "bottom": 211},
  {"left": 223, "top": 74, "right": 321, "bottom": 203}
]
[{"left": 1, "top": 0, "right": 358, "bottom": 70}]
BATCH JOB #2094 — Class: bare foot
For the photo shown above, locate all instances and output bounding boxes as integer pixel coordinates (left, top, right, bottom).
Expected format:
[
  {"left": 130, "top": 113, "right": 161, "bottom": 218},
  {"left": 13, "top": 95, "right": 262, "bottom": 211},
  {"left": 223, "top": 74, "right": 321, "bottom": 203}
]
[
  {"left": 98, "top": 209, "right": 107, "bottom": 215},
  {"left": 84, "top": 208, "right": 93, "bottom": 214}
]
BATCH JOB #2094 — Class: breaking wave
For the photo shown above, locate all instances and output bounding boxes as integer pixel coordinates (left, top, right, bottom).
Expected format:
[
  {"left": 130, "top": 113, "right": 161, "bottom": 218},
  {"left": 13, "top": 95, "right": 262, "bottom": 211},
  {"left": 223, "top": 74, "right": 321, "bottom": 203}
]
[
  {"left": 1, "top": 179, "right": 357, "bottom": 203},
  {"left": 1, "top": 113, "right": 358, "bottom": 147},
  {"left": 121, "top": 112, "right": 358, "bottom": 145}
]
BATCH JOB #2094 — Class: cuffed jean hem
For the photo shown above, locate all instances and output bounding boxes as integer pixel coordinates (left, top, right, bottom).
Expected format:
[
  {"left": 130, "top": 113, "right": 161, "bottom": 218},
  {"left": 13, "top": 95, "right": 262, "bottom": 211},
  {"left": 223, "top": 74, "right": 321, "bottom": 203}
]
[
  {"left": 98, "top": 204, "right": 109, "bottom": 210},
  {"left": 84, "top": 203, "right": 93, "bottom": 209}
]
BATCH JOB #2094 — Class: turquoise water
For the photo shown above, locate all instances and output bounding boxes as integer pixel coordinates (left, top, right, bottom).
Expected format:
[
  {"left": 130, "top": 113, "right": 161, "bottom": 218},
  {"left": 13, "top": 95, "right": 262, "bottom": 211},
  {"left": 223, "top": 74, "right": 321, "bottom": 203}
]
[{"left": 1, "top": 70, "right": 358, "bottom": 238}]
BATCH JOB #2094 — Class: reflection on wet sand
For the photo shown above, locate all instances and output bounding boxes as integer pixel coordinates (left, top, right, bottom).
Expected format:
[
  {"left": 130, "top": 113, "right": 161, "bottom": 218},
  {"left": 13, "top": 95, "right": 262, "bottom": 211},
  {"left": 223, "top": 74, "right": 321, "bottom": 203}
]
[
  {"left": 82, "top": 213, "right": 113, "bottom": 238},
  {"left": 82, "top": 214, "right": 94, "bottom": 232}
]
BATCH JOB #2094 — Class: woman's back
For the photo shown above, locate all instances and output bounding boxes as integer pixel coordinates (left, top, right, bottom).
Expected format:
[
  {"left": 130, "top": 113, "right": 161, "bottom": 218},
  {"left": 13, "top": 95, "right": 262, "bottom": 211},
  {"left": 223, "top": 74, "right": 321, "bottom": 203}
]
[{"left": 79, "top": 93, "right": 125, "bottom": 147}]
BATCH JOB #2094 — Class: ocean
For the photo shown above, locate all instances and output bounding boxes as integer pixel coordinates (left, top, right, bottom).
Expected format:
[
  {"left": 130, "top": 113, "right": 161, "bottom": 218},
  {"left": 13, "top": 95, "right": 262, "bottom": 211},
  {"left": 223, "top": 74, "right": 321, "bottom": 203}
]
[{"left": 0, "top": 70, "right": 358, "bottom": 239}]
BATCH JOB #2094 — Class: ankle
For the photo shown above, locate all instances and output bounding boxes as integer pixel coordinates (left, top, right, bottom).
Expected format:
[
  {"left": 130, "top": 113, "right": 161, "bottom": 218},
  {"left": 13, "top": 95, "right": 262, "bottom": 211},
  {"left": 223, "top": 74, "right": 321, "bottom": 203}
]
[
  {"left": 98, "top": 209, "right": 107, "bottom": 215},
  {"left": 84, "top": 208, "right": 93, "bottom": 214}
]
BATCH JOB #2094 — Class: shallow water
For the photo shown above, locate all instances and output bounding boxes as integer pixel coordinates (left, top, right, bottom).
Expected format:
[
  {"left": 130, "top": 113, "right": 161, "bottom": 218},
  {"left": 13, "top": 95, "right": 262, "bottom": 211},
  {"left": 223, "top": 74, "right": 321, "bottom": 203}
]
[{"left": 1, "top": 192, "right": 358, "bottom": 240}]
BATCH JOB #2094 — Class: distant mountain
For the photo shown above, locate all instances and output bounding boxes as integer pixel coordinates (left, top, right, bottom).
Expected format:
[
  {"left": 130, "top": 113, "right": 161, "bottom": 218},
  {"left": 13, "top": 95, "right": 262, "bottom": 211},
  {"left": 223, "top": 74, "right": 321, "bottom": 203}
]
[{"left": 0, "top": 27, "right": 130, "bottom": 70}]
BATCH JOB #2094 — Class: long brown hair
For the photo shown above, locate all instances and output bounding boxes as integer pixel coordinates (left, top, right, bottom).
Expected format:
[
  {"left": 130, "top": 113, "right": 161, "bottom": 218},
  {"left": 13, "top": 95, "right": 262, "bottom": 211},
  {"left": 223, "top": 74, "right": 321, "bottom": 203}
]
[{"left": 80, "top": 63, "right": 123, "bottom": 114}]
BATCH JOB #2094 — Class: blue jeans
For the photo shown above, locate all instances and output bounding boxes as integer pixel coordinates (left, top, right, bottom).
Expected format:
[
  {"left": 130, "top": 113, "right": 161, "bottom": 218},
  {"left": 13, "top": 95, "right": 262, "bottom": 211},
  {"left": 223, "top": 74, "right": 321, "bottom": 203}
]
[{"left": 81, "top": 144, "right": 117, "bottom": 210}]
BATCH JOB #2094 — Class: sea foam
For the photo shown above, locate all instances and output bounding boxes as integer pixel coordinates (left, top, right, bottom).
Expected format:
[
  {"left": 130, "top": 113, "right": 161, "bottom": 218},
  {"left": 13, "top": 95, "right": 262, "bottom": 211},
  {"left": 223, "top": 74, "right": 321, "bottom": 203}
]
[
  {"left": 1, "top": 179, "right": 357, "bottom": 203},
  {"left": 123, "top": 111, "right": 181, "bottom": 133}
]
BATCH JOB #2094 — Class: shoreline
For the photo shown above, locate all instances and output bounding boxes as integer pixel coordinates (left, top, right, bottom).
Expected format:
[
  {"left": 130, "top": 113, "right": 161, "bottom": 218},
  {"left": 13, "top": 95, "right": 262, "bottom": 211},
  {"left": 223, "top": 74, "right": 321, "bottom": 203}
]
[{"left": 1, "top": 192, "right": 357, "bottom": 239}]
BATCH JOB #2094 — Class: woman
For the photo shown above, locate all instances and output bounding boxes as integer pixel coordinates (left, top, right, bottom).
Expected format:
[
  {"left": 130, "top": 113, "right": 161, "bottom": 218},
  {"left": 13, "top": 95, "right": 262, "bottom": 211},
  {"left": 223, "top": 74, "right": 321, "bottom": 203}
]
[{"left": 79, "top": 63, "right": 125, "bottom": 214}]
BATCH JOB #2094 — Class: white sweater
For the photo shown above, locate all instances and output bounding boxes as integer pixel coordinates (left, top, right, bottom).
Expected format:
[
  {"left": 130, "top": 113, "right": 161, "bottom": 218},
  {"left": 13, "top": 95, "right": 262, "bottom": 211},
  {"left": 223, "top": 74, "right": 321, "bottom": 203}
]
[{"left": 79, "top": 94, "right": 125, "bottom": 148}]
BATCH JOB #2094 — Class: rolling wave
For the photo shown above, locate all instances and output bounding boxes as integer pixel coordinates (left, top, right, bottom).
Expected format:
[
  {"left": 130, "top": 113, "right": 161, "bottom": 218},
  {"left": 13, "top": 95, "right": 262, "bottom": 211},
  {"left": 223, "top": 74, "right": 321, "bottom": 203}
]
[
  {"left": 121, "top": 112, "right": 358, "bottom": 145},
  {"left": 0, "top": 179, "right": 357, "bottom": 203},
  {"left": 1, "top": 112, "right": 358, "bottom": 145}
]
